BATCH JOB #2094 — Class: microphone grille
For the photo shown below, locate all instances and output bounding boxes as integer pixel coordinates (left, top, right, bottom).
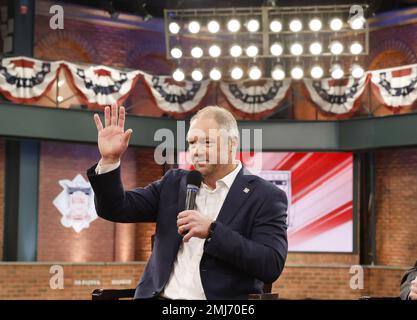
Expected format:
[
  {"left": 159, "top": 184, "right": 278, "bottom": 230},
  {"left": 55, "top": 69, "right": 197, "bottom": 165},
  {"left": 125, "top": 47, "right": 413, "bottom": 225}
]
[{"left": 186, "top": 170, "right": 203, "bottom": 187}]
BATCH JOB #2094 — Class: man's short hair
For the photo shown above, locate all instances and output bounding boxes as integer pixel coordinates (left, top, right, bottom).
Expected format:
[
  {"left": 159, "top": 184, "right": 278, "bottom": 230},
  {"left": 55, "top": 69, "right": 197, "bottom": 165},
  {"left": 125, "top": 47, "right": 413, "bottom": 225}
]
[{"left": 190, "top": 106, "right": 240, "bottom": 140}]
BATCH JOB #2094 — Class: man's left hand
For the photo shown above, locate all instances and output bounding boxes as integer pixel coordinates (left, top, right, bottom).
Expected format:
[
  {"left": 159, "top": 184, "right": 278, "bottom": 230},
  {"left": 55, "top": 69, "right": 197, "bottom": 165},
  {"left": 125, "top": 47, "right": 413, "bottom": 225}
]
[{"left": 177, "top": 210, "right": 212, "bottom": 242}]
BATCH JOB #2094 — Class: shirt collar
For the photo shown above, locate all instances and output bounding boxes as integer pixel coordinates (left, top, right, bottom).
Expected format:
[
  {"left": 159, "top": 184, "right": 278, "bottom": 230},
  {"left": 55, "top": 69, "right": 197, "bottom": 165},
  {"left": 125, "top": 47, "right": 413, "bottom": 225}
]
[{"left": 202, "top": 160, "right": 242, "bottom": 190}]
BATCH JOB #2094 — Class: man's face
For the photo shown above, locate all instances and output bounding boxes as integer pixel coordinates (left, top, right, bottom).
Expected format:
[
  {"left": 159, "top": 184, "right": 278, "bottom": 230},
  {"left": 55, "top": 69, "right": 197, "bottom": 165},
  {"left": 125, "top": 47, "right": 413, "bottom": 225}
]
[{"left": 187, "top": 117, "right": 232, "bottom": 177}]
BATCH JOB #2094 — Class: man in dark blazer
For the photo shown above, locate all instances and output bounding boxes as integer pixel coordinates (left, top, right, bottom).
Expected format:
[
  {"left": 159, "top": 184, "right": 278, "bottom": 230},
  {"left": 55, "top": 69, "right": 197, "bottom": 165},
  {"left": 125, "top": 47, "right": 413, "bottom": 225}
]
[
  {"left": 88, "top": 105, "right": 288, "bottom": 299},
  {"left": 400, "top": 260, "right": 417, "bottom": 300}
]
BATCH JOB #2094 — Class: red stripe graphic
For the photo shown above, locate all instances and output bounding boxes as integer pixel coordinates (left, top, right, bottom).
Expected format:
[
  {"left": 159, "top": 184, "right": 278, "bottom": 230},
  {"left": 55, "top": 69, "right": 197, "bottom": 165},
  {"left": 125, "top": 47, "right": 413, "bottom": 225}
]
[
  {"left": 292, "top": 158, "right": 352, "bottom": 203},
  {"left": 288, "top": 201, "right": 353, "bottom": 246},
  {"left": 273, "top": 152, "right": 308, "bottom": 170}
]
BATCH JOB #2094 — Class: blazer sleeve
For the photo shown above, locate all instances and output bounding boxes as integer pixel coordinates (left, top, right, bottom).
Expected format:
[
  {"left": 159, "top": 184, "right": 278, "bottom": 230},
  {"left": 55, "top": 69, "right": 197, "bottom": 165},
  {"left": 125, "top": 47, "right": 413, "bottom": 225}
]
[
  {"left": 203, "top": 187, "right": 288, "bottom": 284},
  {"left": 87, "top": 163, "right": 168, "bottom": 223},
  {"left": 400, "top": 261, "right": 417, "bottom": 300}
]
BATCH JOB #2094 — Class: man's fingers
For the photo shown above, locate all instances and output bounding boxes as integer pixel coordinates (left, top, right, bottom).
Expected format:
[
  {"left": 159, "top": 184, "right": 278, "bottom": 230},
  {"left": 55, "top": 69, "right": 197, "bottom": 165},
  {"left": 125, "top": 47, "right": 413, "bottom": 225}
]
[
  {"left": 94, "top": 114, "right": 103, "bottom": 132},
  {"left": 118, "top": 106, "right": 125, "bottom": 129},
  {"left": 104, "top": 106, "right": 110, "bottom": 127},
  {"left": 123, "top": 129, "right": 133, "bottom": 145},
  {"left": 111, "top": 104, "right": 118, "bottom": 126},
  {"left": 177, "top": 210, "right": 196, "bottom": 219},
  {"left": 183, "top": 230, "right": 194, "bottom": 242},
  {"left": 178, "top": 223, "right": 191, "bottom": 235},
  {"left": 177, "top": 216, "right": 191, "bottom": 227}
]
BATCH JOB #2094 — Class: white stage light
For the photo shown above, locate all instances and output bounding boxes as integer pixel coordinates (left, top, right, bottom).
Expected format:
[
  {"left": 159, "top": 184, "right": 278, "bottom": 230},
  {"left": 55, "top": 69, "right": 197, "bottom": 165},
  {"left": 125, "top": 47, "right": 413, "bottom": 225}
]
[
  {"left": 188, "top": 20, "right": 200, "bottom": 34},
  {"left": 231, "top": 66, "right": 244, "bottom": 80},
  {"left": 350, "top": 42, "right": 363, "bottom": 55},
  {"left": 246, "top": 19, "right": 260, "bottom": 32},
  {"left": 309, "top": 42, "right": 322, "bottom": 55},
  {"left": 310, "top": 65, "right": 324, "bottom": 79},
  {"left": 351, "top": 64, "right": 364, "bottom": 78},
  {"left": 209, "top": 44, "right": 221, "bottom": 58},
  {"left": 209, "top": 67, "right": 222, "bottom": 81},
  {"left": 248, "top": 66, "right": 262, "bottom": 80},
  {"left": 270, "top": 19, "right": 282, "bottom": 33},
  {"left": 309, "top": 18, "right": 322, "bottom": 31},
  {"left": 270, "top": 42, "right": 283, "bottom": 56},
  {"left": 289, "top": 18, "right": 303, "bottom": 32},
  {"left": 173, "top": 68, "right": 185, "bottom": 82},
  {"left": 227, "top": 19, "right": 241, "bottom": 32},
  {"left": 245, "top": 44, "right": 259, "bottom": 57},
  {"left": 230, "top": 44, "right": 243, "bottom": 57},
  {"left": 191, "top": 46, "right": 203, "bottom": 58},
  {"left": 271, "top": 65, "right": 285, "bottom": 80},
  {"left": 349, "top": 17, "right": 365, "bottom": 30},
  {"left": 290, "top": 42, "right": 303, "bottom": 56},
  {"left": 291, "top": 66, "right": 304, "bottom": 79},
  {"left": 331, "top": 63, "right": 344, "bottom": 79},
  {"left": 330, "top": 17, "right": 343, "bottom": 31},
  {"left": 207, "top": 20, "right": 220, "bottom": 33},
  {"left": 330, "top": 41, "right": 343, "bottom": 55},
  {"left": 169, "top": 22, "right": 180, "bottom": 34},
  {"left": 170, "top": 47, "right": 183, "bottom": 59},
  {"left": 191, "top": 69, "right": 203, "bottom": 81}
]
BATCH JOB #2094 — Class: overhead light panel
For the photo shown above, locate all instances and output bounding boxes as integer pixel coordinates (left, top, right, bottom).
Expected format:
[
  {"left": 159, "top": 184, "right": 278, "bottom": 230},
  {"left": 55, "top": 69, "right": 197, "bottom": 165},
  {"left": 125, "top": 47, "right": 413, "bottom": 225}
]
[{"left": 173, "top": 68, "right": 185, "bottom": 81}]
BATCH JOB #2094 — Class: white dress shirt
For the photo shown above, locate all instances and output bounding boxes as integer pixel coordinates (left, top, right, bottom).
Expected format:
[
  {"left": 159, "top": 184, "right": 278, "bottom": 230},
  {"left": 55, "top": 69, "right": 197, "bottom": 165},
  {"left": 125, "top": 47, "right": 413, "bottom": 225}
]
[{"left": 95, "top": 159, "right": 242, "bottom": 300}]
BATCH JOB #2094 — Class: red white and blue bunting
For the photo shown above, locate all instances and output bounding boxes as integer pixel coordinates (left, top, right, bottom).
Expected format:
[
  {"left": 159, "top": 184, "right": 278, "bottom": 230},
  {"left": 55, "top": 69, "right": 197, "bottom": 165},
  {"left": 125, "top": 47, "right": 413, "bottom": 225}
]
[
  {"left": 64, "top": 62, "right": 141, "bottom": 108},
  {"left": 2, "top": 56, "right": 417, "bottom": 115},
  {"left": 142, "top": 73, "right": 210, "bottom": 114},
  {"left": 303, "top": 76, "right": 368, "bottom": 114},
  {"left": 370, "top": 64, "right": 417, "bottom": 108},
  {"left": 0, "top": 56, "right": 61, "bottom": 103},
  {"left": 220, "top": 79, "right": 291, "bottom": 114}
]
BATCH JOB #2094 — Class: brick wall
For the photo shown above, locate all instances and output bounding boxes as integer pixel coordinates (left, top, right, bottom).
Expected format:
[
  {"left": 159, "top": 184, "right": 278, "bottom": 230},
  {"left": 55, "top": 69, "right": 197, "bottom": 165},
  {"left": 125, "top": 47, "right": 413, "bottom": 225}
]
[
  {"left": 36, "top": 142, "right": 152, "bottom": 262},
  {"left": 37, "top": 141, "right": 114, "bottom": 262},
  {"left": 0, "top": 262, "right": 407, "bottom": 300},
  {"left": 286, "top": 253, "right": 359, "bottom": 265},
  {"left": 0, "top": 262, "right": 145, "bottom": 299},
  {"left": 33, "top": 14, "right": 168, "bottom": 116},
  {"left": 274, "top": 265, "right": 407, "bottom": 299},
  {"left": 134, "top": 150, "right": 161, "bottom": 261},
  {"left": 375, "top": 148, "right": 417, "bottom": 267}
]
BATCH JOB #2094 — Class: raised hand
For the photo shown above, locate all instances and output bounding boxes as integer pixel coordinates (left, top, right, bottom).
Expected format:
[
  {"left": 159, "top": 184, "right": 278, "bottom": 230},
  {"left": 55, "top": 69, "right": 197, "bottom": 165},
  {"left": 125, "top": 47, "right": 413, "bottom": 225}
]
[{"left": 93, "top": 105, "right": 132, "bottom": 165}]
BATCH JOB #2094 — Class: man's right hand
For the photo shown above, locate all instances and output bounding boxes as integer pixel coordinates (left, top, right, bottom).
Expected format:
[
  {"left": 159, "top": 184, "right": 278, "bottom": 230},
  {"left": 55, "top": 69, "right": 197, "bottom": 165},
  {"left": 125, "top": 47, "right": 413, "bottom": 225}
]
[{"left": 93, "top": 104, "right": 133, "bottom": 165}]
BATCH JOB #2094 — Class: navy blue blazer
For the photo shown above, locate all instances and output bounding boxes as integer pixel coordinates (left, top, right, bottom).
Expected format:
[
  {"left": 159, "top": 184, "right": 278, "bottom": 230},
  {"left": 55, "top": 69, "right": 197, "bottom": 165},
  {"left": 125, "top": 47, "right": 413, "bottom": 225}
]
[{"left": 87, "top": 164, "right": 288, "bottom": 300}]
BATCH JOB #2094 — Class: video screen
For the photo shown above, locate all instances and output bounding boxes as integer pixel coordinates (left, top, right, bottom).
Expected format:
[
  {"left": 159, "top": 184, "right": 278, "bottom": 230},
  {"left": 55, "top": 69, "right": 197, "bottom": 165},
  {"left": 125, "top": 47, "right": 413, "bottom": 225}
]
[{"left": 178, "top": 151, "right": 354, "bottom": 253}]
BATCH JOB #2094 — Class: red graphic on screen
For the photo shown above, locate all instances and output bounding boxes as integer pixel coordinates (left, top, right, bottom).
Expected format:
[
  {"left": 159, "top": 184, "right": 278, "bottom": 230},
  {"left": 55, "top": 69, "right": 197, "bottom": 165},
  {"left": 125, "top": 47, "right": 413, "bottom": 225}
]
[{"left": 178, "top": 152, "right": 353, "bottom": 252}]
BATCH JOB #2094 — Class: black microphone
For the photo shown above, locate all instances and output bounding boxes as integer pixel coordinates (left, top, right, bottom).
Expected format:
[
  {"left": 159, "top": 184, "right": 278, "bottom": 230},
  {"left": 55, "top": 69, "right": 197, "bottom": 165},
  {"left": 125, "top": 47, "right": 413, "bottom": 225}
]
[{"left": 185, "top": 170, "right": 203, "bottom": 210}]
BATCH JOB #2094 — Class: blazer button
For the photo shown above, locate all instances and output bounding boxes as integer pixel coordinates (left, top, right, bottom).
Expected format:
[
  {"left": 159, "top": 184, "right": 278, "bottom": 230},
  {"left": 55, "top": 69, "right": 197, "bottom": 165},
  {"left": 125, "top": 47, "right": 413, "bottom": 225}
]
[{"left": 152, "top": 291, "right": 158, "bottom": 296}]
